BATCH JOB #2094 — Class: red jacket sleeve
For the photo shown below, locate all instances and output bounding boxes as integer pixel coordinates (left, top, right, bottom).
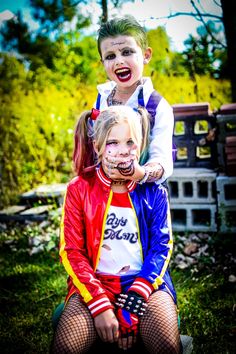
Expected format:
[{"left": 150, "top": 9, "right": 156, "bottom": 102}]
[{"left": 59, "top": 178, "right": 113, "bottom": 317}]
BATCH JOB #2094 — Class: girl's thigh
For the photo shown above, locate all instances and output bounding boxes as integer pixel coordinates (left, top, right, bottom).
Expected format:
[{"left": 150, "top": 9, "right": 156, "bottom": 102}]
[
  {"left": 139, "top": 290, "right": 180, "bottom": 353},
  {"left": 52, "top": 294, "right": 97, "bottom": 353}
]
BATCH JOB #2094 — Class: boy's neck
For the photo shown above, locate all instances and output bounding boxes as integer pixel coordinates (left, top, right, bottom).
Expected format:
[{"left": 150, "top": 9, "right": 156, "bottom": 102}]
[
  {"left": 116, "top": 87, "right": 133, "bottom": 95},
  {"left": 116, "top": 79, "right": 142, "bottom": 95}
]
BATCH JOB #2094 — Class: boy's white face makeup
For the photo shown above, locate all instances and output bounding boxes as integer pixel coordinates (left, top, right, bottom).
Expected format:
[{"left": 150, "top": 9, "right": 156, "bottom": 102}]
[{"left": 100, "top": 35, "right": 151, "bottom": 90}]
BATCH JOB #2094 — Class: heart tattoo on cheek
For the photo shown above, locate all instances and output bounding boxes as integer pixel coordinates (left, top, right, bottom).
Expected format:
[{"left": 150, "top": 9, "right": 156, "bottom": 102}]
[{"left": 117, "top": 160, "right": 135, "bottom": 176}]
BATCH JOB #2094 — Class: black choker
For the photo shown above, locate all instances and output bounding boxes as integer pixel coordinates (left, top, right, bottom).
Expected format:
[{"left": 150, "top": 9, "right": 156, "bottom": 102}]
[{"left": 112, "top": 180, "right": 126, "bottom": 185}]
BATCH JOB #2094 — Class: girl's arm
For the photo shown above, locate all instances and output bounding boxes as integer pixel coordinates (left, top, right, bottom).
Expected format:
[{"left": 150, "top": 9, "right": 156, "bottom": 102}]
[
  {"left": 60, "top": 179, "right": 114, "bottom": 316},
  {"left": 128, "top": 185, "right": 173, "bottom": 301}
]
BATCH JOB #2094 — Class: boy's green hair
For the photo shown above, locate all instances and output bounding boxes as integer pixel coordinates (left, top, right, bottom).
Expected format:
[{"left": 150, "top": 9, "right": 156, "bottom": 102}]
[{"left": 97, "top": 15, "right": 148, "bottom": 57}]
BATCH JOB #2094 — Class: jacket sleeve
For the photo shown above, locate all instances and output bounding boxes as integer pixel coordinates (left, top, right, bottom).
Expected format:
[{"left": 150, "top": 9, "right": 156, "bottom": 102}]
[
  {"left": 128, "top": 186, "right": 173, "bottom": 300},
  {"left": 147, "top": 98, "right": 174, "bottom": 184},
  {"left": 60, "top": 180, "right": 113, "bottom": 317}
]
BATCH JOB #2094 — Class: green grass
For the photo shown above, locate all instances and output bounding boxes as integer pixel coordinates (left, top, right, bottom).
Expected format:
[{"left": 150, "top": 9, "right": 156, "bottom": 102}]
[
  {"left": 0, "top": 218, "right": 67, "bottom": 354},
  {"left": 173, "top": 270, "right": 236, "bottom": 353},
  {"left": 0, "top": 221, "right": 235, "bottom": 354}
]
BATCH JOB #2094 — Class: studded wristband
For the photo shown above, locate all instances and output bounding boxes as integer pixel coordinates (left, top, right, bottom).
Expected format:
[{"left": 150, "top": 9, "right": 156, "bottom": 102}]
[{"left": 115, "top": 291, "right": 147, "bottom": 317}]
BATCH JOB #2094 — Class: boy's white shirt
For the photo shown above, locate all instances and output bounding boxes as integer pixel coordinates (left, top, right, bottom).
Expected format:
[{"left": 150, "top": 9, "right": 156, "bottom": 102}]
[{"left": 96, "top": 77, "right": 174, "bottom": 184}]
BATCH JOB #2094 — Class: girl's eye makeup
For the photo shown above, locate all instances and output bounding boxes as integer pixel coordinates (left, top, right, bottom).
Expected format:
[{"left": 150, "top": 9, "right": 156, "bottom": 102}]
[{"left": 106, "top": 140, "right": 117, "bottom": 146}]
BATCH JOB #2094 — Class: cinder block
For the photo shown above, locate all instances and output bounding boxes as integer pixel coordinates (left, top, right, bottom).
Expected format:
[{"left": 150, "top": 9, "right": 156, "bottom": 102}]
[
  {"left": 216, "top": 114, "right": 236, "bottom": 143},
  {"left": 216, "top": 176, "right": 236, "bottom": 207},
  {"left": 218, "top": 205, "right": 236, "bottom": 233},
  {"left": 168, "top": 168, "right": 217, "bottom": 204},
  {"left": 173, "top": 113, "right": 217, "bottom": 169},
  {"left": 170, "top": 203, "right": 217, "bottom": 232},
  {"left": 217, "top": 142, "right": 226, "bottom": 172}
]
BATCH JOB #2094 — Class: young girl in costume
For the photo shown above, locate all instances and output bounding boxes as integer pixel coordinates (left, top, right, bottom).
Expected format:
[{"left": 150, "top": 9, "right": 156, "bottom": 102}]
[
  {"left": 90, "top": 15, "right": 175, "bottom": 186},
  {"left": 52, "top": 105, "right": 180, "bottom": 353}
]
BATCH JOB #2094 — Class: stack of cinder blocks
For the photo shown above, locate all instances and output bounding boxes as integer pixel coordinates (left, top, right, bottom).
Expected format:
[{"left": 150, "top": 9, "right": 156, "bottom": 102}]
[
  {"left": 169, "top": 103, "right": 218, "bottom": 232},
  {"left": 216, "top": 176, "right": 236, "bottom": 233},
  {"left": 216, "top": 103, "right": 236, "bottom": 176},
  {"left": 168, "top": 168, "right": 217, "bottom": 232},
  {"left": 169, "top": 102, "right": 236, "bottom": 233},
  {"left": 215, "top": 103, "right": 236, "bottom": 233},
  {"left": 172, "top": 102, "right": 217, "bottom": 169}
]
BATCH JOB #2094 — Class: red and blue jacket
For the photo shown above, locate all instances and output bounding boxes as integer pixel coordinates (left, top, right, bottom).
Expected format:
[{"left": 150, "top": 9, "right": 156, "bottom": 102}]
[{"left": 60, "top": 166, "right": 177, "bottom": 318}]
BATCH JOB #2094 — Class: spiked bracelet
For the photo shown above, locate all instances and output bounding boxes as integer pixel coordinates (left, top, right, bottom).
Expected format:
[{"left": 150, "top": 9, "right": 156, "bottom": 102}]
[{"left": 115, "top": 291, "right": 147, "bottom": 317}]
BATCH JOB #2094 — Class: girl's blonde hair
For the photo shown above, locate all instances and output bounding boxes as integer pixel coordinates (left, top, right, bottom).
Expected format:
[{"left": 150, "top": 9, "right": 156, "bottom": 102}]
[{"left": 73, "top": 105, "right": 150, "bottom": 175}]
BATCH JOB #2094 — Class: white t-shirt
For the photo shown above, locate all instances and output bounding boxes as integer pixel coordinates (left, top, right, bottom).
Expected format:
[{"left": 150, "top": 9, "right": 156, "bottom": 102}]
[{"left": 96, "top": 191, "right": 142, "bottom": 275}]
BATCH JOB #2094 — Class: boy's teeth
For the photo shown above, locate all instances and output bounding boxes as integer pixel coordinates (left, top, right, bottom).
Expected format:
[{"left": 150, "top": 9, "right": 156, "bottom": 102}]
[
  {"left": 116, "top": 68, "right": 130, "bottom": 74},
  {"left": 116, "top": 69, "right": 128, "bottom": 73}
]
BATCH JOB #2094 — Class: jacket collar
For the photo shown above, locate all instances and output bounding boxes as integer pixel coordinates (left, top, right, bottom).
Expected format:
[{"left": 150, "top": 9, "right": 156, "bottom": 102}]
[{"left": 96, "top": 165, "right": 137, "bottom": 192}]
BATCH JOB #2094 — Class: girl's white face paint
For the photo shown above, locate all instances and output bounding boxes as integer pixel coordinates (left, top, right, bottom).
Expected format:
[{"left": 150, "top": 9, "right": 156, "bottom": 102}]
[{"left": 103, "top": 123, "right": 138, "bottom": 167}]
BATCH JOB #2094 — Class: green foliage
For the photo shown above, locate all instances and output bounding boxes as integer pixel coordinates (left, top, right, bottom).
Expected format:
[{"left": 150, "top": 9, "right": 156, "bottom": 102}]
[
  {"left": 0, "top": 17, "right": 232, "bottom": 207},
  {"left": 53, "top": 32, "right": 102, "bottom": 83},
  {"left": 146, "top": 27, "right": 172, "bottom": 75},
  {"left": 0, "top": 54, "right": 98, "bottom": 208},
  {"left": 150, "top": 72, "right": 231, "bottom": 110},
  {"left": 0, "top": 1, "right": 92, "bottom": 71},
  {"left": 0, "top": 50, "right": 232, "bottom": 207},
  {"left": 182, "top": 21, "right": 227, "bottom": 79}
]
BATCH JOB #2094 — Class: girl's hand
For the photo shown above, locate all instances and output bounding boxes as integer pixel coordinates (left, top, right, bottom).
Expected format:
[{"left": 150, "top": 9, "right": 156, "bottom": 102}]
[
  {"left": 94, "top": 309, "right": 119, "bottom": 343},
  {"left": 116, "top": 308, "right": 138, "bottom": 350},
  {"left": 118, "top": 333, "right": 137, "bottom": 351}
]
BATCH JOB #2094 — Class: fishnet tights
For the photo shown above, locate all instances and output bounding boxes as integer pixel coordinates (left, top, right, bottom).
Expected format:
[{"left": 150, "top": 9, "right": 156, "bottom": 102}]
[
  {"left": 140, "top": 291, "right": 181, "bottom": 353},
  {"left": 52, "top": 295, "right": 98, "bottom": 353},
  {"left": 52, "top": 291, "right": 180, "bottom": 354}
]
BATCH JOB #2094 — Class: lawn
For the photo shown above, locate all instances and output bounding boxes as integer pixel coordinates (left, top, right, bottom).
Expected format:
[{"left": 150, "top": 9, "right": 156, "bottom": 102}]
[{"left": 0, "top": 212, "right": 235, "bottom": 354}]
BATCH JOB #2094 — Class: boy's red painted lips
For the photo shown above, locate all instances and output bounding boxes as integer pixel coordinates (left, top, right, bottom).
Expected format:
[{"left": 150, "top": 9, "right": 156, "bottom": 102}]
[{"left": 115, "top": 67, "right": 131, "bottom": 82}]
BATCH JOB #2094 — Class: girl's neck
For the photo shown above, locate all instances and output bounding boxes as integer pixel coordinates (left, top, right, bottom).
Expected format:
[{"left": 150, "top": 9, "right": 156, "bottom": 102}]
[{"left": 111, "top": 180, "right": 127, "bottom": 193}]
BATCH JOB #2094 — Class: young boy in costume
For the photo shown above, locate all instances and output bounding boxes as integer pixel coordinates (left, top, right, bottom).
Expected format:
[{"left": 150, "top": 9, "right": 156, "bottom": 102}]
[{"left": 92, "top": 15, "right": 175, "bottom": 185}]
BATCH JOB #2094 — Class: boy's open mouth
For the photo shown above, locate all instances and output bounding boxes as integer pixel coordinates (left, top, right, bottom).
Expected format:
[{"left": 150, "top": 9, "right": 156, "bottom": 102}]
[{"left": 115, "top": 68, "right": 131, "bottom": 82}]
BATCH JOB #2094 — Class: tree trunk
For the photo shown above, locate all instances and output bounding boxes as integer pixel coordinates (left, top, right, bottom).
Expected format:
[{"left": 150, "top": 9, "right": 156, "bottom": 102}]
[
  {"left": 221, "top": 0, "right": 236, "bottom": 102},
  {"left": 101, "top": 0, "right": 108, "bottom": 22}
]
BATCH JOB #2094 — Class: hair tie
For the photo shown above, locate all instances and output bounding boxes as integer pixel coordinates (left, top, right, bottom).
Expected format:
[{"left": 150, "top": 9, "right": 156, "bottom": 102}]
[{"left": 90, "top": 108, "right": 100, "bottom": 120}]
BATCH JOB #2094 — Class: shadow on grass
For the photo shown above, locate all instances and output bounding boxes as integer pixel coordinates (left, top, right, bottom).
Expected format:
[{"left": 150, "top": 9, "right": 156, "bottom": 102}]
[{"left": 0, "top": 246, "right": 66, "bottom": 354}]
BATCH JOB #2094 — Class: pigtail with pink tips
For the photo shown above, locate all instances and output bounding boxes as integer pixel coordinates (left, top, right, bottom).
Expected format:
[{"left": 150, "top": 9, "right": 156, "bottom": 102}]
[{"left": 73, "top": 110, "right": 98, "bottom": 175}]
